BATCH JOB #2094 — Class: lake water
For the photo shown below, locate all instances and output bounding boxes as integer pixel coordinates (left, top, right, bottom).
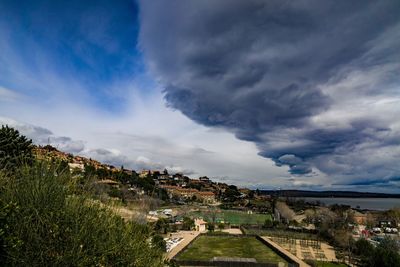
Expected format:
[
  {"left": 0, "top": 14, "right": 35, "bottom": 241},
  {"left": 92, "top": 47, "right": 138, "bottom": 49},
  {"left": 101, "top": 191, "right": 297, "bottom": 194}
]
[{"left": 300, "top": 197, "right": 400, "bottom": 210}]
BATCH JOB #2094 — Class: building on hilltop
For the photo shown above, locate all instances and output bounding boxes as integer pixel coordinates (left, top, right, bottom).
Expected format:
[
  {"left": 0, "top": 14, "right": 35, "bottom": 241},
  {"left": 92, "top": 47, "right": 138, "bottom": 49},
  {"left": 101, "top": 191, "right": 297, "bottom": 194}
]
[
  {"left": 160, "top": 185, "right": 216, "bottom": 204},
  {"left": 139, "top": 170, "right": 150, "bottom": 178},
  {"left": 194, "top": 218, "right": 207, "bottom": 232},
  {"left": 353, "top": 211, "right": 367, "bottom": 225},
  {"left": 199, "top": 176, "right": 211, "bottom": 183},
  {"left": 68, "top": 162, "right": 84, "bottom": 171},
  {"left": 160, "top": 185, "right": 198, "bottom": 199},
  {"left": 196, "top": 191, "right": 216, "bottom": 204}
]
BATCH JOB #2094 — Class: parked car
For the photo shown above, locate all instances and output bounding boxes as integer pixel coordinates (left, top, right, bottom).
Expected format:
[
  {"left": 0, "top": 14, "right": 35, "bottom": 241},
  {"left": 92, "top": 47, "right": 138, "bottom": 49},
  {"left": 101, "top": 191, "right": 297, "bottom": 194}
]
[{"left": 372, "top": 227, "right": 382, "bottom": 234}]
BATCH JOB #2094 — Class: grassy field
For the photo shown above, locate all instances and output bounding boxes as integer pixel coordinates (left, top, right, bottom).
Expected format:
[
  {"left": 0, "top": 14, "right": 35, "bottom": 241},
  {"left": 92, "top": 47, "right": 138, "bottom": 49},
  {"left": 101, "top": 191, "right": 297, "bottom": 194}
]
[
  {"left": 177, "top": 235, "right": 288, "bottom": 265},
  {"left": 189, "top": 210, "right": 272, "bottom": 225}
]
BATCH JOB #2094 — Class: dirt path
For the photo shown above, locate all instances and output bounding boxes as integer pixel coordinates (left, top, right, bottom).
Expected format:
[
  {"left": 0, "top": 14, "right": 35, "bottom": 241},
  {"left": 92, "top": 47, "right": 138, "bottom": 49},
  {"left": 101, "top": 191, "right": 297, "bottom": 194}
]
[
  {"left": 260, "top": 237, "right": 311, "bottom": 267},
  {"left": 167, "top": 231, "right": 200, "bottom": 259},
  {"left": 221, "top": 228, "right": 243, "bottom": 234}
]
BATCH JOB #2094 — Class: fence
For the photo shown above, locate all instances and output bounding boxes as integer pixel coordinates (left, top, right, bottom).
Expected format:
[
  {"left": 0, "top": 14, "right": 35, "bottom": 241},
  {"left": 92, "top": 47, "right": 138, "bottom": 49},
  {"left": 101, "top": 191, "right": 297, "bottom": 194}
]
[
  {"left": 241, "top": 226, "right": 319, "bottom": 241},
  {"left": 255, "top": 236, "right": 299, "bottom": 267},
  {"left": 172, "top": 233, "right": 300, "bottom": 267},
  {"left": 173, "top": 260, "right": 279, "bottom": 267}
]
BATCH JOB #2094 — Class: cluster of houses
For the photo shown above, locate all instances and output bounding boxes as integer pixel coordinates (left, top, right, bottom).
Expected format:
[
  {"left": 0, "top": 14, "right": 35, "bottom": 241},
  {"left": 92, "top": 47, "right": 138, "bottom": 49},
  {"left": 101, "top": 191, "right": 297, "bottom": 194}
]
[
  {"left": 140, "top": 170, "right": 233, "bottom": 204},
  {"left": 34, "top": 145, "right": 134, "bottom": 174},
  {"left": 159, "top": 185, "right": 216, "bottom": 204},
  {"left": 34, "top": 145, "right": 254, "bottom": 205}
]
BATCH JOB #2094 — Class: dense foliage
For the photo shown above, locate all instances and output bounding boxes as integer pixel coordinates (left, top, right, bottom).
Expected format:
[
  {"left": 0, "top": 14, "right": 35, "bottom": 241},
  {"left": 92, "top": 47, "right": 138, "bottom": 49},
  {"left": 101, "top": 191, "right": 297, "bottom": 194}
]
[
  {"left": 353, "top": 238, "right": 400, "bottom": 267},
  {"left": 0, "top": 161, "right": 164, "bottom": 266},
  {"left": 0, "top": 125, "right": 33, "bottom": 172}
]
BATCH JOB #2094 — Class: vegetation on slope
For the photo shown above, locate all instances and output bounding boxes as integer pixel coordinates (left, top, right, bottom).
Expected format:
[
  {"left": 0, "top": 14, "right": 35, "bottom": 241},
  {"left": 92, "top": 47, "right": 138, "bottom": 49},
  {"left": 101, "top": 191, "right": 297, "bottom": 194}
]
[{"left": 0, "top": 126, "right": 164, "bottom": 266}]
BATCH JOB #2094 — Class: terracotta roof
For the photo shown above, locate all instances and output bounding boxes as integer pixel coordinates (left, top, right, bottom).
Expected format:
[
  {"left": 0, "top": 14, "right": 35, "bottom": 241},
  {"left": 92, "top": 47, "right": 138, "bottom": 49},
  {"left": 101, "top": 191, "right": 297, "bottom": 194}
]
[
  {"left": 197, "top": 191, "right": 215, "bottom": 196},
  {"left": 195, "top": 218, "right": 207, "bottom": 225}
]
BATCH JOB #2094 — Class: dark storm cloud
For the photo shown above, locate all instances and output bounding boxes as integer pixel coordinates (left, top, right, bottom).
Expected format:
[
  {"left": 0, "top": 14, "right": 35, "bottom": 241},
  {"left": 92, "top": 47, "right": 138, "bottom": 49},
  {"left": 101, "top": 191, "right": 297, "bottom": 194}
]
[
  {"left": 336, "top": 176, "right": 400, "bottom": 186},
  {"left": 139, "top": 1, "right": 400, "bottom": 182}
]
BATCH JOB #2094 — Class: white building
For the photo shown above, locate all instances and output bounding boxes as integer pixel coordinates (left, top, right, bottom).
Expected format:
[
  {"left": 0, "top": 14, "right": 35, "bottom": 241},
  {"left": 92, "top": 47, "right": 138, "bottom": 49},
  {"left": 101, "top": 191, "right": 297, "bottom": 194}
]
[{"left": 194, "top": 218, "right": 207, "bottom": 232}]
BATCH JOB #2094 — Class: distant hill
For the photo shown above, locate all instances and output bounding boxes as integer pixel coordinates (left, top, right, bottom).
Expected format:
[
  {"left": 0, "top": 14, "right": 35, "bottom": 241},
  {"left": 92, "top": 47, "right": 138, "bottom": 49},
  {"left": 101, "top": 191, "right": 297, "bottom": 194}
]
[{"left": 260, "top": 189, "right": 400, "bottom": 198}]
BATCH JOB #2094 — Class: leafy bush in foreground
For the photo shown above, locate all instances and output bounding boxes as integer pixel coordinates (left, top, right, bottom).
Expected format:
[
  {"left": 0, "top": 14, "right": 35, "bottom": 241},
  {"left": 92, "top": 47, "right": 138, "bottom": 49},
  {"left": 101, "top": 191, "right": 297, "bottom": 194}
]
[
  {"left": 353, "top": 237, "right": 400, "bottom": 267},
  {"left": 0, "top": 125, "right": 33, "bottom": 172},
  {"left": 0, "top": 162, "right": 163, "bottom": 267}
]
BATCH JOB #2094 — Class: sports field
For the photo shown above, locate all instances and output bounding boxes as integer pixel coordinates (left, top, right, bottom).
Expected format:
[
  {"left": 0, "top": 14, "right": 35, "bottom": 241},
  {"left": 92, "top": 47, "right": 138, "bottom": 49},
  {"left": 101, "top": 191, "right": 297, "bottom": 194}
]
[
  {"left": 177, "top": 235, "right": 288, "bottom": 266},
  {"left": 189, "top": 210, "right": 272, "bottom": 225}
]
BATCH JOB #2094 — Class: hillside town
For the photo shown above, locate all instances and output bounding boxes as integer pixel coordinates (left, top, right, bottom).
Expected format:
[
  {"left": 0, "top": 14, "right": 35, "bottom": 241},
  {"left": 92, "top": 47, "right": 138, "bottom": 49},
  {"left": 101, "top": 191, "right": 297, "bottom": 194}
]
[
  {"left": 1, "top": 127, "right": 400, "bottom": 267},
  {"left": 31, "top": 144, "right": 400, "bottom": 267},
  {"left": 34, "top": 145, "right": 253, "bottom": 205}
]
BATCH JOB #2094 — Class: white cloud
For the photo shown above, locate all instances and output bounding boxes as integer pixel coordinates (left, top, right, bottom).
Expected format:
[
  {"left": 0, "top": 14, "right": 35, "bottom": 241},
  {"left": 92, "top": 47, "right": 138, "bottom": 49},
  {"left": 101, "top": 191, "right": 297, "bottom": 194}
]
[
  {"left": 0, "top": 86, "right": 22, "bottom": 102},
  {"left": 0, "top": 84, "right": 293, "bottom": 188}
]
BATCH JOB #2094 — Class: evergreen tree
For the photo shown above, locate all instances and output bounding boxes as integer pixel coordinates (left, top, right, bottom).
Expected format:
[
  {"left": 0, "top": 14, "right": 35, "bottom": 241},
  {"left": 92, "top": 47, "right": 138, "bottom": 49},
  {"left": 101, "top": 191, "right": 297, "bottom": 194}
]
[{"left": 0, "top": 125, "right": 33, "bottom": 171}]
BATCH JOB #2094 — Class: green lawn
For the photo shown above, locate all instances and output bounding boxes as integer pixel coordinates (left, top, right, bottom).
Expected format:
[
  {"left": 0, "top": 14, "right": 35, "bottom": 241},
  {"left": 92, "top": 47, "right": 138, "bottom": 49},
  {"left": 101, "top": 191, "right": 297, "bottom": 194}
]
[
  {"left": 177, "top": 235, "right": 288, "bottom": 266},
  {"left": 189, "top": 210, "right": 272, "bottom": 225}
]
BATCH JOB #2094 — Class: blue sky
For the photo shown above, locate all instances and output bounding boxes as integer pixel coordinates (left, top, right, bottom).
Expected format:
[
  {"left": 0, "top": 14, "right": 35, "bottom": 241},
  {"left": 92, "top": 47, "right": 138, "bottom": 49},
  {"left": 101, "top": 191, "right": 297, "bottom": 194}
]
[
  {"left": 1, "top": 0, "right": 400, "bottom": 192},
  {"left": 0, "top": 0, "right": 145, "bottom": 112}
]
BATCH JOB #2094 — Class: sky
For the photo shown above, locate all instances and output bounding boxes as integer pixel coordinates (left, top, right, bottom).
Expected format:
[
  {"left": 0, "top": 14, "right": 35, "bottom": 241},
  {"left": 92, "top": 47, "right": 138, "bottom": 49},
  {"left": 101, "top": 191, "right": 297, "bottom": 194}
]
[{"left": 0, "top": 0, "right": 399, "bottom": 192}]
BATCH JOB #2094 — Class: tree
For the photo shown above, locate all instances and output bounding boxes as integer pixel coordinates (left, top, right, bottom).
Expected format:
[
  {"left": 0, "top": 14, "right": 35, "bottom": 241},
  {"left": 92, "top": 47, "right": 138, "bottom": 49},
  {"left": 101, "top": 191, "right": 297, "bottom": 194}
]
[
  {"left": 248, "top": 190, "right": 255, "bottom": 199},
  {"left": 182, "top": 217, "right": 194, "bottom": 230},
  {"left": 84, "top": 163, "right": 96, "bottom": 178},
  {"left": 154, "top": 218, "right": 170, "bottom": 234},
  {"left": 371, "top": 237, "right": 400, "bottom": 267},
  {"left": 354, "top": 237, "right": 400, "bottom": 267},
  {"left": 263, "top": 219, "right": 273, "bottom": 228},
  {"left": 152, "top": 235, "right": 166, "bottom": 252},
  {"left": 333, "top": 229, "right": 354, "bottom": 264},
  {"left": 0, "top": 126, "right": 33, "bottom": 171},
  {"left": 275, "top": 201, "right": 295, "bottom": 223},
  {"left": 209, "top": 207, "right": 218, "bottom": 224},
  {"left": 365, "top": 212, "right": 377, "bottom": 229},
  {"left": 157, "top": 188, "right": 169, "bottom": 201},
  {"left": 223, "top": 186, "right": 241, "bottom": 202},
  {"left": 387, "top": 207, "right": 400, "bottom": 225},
  {"left": 354, "top": 238, "right": 374, "bottom": 266}
]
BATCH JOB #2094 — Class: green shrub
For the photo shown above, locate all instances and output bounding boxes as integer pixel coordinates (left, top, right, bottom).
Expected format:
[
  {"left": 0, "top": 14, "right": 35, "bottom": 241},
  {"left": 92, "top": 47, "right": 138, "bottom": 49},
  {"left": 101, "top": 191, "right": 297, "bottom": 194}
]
[
  {"left": 353, "top": 237, "right": 400, "bottom": 267},
  {"left": 0, "top": 125, "right": 33, "bottom": 172},
  {"left": 0, "top": 161, "right": 163, "bottom": 266},
  {"left": 182, "top": 217, "right": 194, "bottom": 230},
  {"left": 108, "top": 186, "right": 124, "bottom": 199},
  {"left": 151, "top": 235, "right": 166, "bottom": 252},
  {"left": 263, "top": 219, "right": 273, "bottom": 228},
  {"left": 207, "top": 223, "right": 215, "bottom": 232}
]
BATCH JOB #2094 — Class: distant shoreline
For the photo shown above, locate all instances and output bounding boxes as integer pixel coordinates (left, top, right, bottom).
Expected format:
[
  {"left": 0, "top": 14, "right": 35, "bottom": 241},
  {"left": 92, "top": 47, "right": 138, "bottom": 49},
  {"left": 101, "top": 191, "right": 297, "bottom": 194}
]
[{"left": 260, "top": 189, "right": 400, "bottom": 198}]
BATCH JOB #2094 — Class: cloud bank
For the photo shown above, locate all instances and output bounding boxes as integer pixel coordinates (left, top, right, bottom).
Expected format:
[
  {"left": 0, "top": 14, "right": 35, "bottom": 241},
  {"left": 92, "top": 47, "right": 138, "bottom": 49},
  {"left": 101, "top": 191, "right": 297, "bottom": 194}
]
[{"left": 139, "top": 0, "right": 400, "bottom": 186}]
